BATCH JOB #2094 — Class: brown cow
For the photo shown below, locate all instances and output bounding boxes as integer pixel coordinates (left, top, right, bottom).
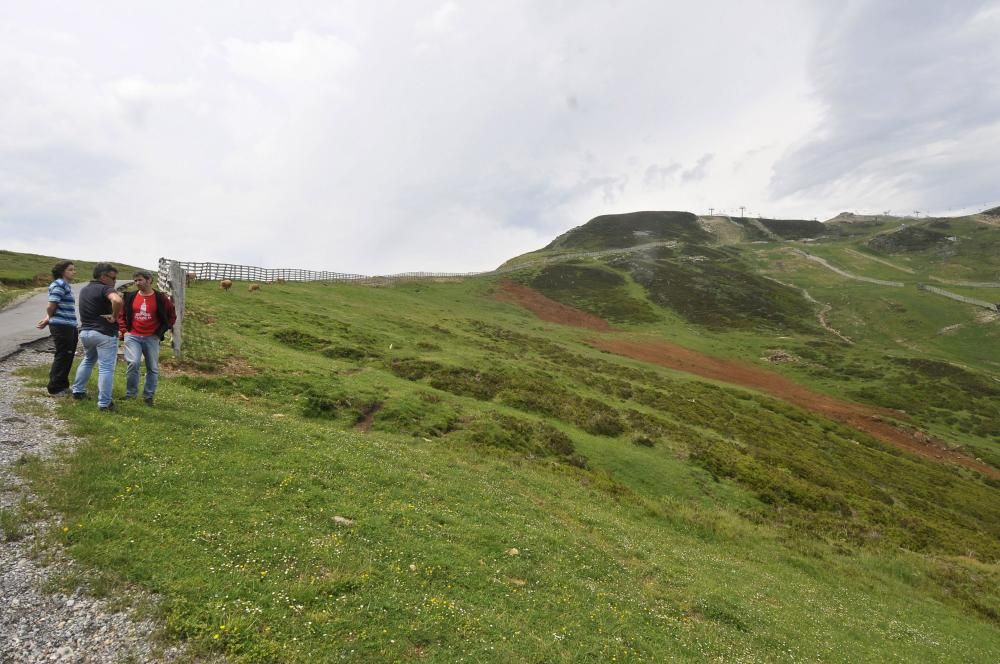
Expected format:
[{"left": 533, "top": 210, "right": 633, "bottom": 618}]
[
  {"left": 185, "top": 272, "right": 197, "bottom": 286},
  {"left": 248, "top": 283, "right": 261, "bottom": 293},
  {"left": 220, "top": 279, "right": 233, "bottom": 291}
]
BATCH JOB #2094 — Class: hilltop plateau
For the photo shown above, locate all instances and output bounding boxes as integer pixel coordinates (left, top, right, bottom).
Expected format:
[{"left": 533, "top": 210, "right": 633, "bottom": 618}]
[{"left": 1, "top": 207, "right": 999, "bottom": 661}]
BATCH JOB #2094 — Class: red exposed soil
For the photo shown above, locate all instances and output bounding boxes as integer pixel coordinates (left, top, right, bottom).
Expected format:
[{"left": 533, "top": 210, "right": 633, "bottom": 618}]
[
  {"left": 496, "top": 281, "right": 999, "bottom": 479},
  {"left": 590, "top": 337, "right": 999, "bottom": 478},
  {"left": 496, "top": 281, "right": 613, "bottom": 331}
]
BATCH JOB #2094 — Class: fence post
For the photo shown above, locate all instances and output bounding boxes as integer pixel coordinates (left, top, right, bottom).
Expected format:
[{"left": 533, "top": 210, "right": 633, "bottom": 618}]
[
  {"left": 157, "top": 258, "right": 171, "bottom": 296},
  {"left": 167, "top": 261, "right": 186, "bottom": 360}
]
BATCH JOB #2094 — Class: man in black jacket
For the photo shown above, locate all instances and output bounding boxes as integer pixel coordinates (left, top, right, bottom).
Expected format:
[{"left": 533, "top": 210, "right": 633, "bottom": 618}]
[{"left": 117, "top": 270, "right": 176, "bottom": 406}]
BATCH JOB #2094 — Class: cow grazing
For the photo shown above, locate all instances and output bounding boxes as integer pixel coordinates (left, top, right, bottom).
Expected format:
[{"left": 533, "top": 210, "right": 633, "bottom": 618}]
[
  {"left": 220, "top": 279, "right": 233, "bottom": 292},
  {"left": 186, "top": 272, "right": 197, "bottom": 286},
  {"left": 248, "top": 283, "right": 261, "bottom": 293}
]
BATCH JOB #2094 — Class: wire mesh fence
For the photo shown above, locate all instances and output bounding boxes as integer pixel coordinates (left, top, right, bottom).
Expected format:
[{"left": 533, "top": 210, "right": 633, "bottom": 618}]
[
  {"left": 155, "top": 242, "right": 681, "bottom": 358},
  {"left": 157, "top": 243, "right": 679, "bottom": 288},
  {"left": 155, "top": 241, "right": 1000, "bottom": 360}
]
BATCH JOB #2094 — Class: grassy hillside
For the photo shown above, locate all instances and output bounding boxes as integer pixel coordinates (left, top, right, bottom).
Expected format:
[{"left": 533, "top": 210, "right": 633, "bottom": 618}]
[
  {"left": 542, "top": 211, "right": 711, "bottom": 252},
  {"left": 0, "top": 250, "right": 148, "bottom": 309},
  {"left": 503, "top": 211, "right": 999, "bottom": 459},
  {"left": 12, "top": 270, "right": 1000, "bottom": 662},
  {"left": 6, "top": 209, "right": 1000, "bottom": 661}
]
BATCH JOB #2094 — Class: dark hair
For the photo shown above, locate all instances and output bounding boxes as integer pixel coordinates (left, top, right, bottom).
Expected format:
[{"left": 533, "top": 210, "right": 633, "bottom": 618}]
[
  {"left": 92, "top": 262, "right": 118, "bottom": 279},
  {"left": 51, "top": 260, "right": 75, "bottom": 280},
  {"left": 133, "top": 270, "right": 153, "bottom": 281}
]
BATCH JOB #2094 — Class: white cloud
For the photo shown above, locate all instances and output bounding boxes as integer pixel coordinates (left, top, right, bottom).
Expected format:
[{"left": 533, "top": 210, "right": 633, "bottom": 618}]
[
  {"left": 108, "top": 76, "right": 198, "bottom": 128},
  {"left": 3, "top": 1, "right": 993, "bottom": 275},
  {"left": 771, "top": 0, "right": 1000, "bottom": 218},
  {"left": 418, "top": 2, "right": 461, "bottom": 34},
  {"left": 224, "top": 30, "right": 359, "bottom": 86},
  {"left": 682, "top": 155, "right": 714, "bottom": 183}
]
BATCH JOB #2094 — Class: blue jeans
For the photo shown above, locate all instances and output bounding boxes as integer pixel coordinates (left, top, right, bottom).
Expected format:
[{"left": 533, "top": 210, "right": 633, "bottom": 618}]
[
  {"left": 124, "top": 334, "right": 160, "bottom": 399},
  {"left": 72, "top": 330, "right": 118, "bottom": 407}
]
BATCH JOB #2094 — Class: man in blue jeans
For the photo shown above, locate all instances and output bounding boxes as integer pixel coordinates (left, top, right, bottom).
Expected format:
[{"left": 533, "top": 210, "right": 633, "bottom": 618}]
[
  {"left": 71, "top": 263, "right": 123, "bottom": 411},
  {"left": 117, "top": 270, "right": 176, "bottom": 406}
]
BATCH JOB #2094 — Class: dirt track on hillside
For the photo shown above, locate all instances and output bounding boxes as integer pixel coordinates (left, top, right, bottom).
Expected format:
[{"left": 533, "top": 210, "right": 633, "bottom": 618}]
[
  {"left": 496, "top": 280, "right": 999, "bottom": 479},
  {"left": 495, "top": 281, "right": 613, "bottom": 331}
]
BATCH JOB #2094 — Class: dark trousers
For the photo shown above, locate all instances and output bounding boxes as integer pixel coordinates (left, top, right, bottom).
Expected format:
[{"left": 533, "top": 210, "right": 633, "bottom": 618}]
[{"left": 47, "top": 324, "right": 79, "bottom": 394}]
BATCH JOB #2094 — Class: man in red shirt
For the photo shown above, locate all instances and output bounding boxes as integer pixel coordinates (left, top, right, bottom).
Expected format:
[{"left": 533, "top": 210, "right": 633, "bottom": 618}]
[{"left": 118, "top": 270, "right": 176, "bottom": 406}]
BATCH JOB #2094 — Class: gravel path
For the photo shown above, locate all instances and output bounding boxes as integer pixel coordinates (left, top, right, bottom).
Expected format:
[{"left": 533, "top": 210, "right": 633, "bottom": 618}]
[{"left": 0, "top": 346, "right": 187, "bottom": 664}]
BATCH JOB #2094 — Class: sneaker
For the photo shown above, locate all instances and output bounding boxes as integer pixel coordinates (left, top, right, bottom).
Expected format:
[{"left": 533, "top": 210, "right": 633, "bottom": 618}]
[
  {"left": 50, "top": 389, "right": 71, "bottom": 397},
  {"left": 143, "top": 397, "right": 154, "bottom": 407},
  {"left": 122, "top": 395, "right": 136, "bottom": 401},
  {"left": 98, "top": 401, "right": 116, "bottom": 412},
  {"left": 72, "top": 392, "right": 88, "bottom": 401}
]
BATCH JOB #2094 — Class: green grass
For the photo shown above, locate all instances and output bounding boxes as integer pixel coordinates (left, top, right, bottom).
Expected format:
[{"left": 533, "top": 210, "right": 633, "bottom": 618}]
[
  {"left": 20, "top": 384, "right": 1000, "bottom": 661},
  {"left": 540, "top": 211, "right": 711, "bottom": 252},
  {"left": 839, "top": 216, "right": 999, "bottom": 282},
  {"left": 523, "top": 262, "right": 660, "bottom": 324},
  {"left": 13, "top": 273, "right": 1000, "bottom": 662},
  {"left": 758, "top": 218, "right": 825, "bottom": 239},
  {"left": 0, "top": 501, "right": 29, "bottom": 541},
  {"left": 0, "top": 249, "right": 148, "bottom": 309},
  {"left": 9, "top": 211, "right": 1000, "bottom": 661}
]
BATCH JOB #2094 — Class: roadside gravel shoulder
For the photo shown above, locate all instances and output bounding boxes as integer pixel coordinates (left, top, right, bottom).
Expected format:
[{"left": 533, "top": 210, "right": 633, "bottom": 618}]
[{"left": 0, "top": 348, "right": 189, "bottom": 664}]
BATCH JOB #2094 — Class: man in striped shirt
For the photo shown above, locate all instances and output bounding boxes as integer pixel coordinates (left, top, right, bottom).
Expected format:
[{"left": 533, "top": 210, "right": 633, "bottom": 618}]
[{"left": 36, "top": 260, "right": 79, "bottom": 395}]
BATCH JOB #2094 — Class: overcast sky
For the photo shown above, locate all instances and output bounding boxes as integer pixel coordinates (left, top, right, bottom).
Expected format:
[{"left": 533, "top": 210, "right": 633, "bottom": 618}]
[{"left": 2, "top": 1, "right": 998, "bottom": 274}]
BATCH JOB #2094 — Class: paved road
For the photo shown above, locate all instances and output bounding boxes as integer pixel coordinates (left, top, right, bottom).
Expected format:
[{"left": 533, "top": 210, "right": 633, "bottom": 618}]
[
  {"left": 0, "top": 281, "right": 133, "bottom": 361},
  {"left": 0, "top": 290, "right": 52, "bottom": 361}
]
